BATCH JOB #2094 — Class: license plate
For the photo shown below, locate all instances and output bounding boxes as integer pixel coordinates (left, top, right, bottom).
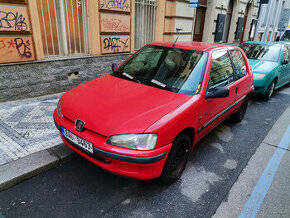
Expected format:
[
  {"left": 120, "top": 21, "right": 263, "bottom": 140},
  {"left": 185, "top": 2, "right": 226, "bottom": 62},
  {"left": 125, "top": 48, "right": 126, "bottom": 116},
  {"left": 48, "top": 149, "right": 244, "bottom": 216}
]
[{"left": 62, "top": 127, "right": 94, "bottom": 154}]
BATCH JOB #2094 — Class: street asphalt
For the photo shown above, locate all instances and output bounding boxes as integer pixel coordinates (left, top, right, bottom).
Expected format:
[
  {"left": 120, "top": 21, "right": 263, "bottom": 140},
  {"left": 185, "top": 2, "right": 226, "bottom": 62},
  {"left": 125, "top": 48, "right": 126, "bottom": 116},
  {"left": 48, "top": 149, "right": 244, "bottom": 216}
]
[{"left": 0, "top": 86, "right": 289, "bottom": 218}]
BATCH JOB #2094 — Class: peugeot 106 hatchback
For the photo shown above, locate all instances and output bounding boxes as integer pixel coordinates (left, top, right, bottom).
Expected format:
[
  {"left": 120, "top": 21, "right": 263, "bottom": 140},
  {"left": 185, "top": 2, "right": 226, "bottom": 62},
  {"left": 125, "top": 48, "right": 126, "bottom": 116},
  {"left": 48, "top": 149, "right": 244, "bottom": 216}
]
[
  {"left": 240, "top": 41, "right": 290, "bottom": 100},
  {"left": 54, "top": 42, "right": 254, "bottom": 183}
]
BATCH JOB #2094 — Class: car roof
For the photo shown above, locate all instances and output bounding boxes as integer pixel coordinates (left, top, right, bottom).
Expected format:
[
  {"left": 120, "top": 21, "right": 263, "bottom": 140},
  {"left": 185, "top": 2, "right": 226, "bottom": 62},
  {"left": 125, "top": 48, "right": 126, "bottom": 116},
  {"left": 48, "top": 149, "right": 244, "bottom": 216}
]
[
  {"left": 241, "top": 41, "right": 279, "bottom": 46},
  {"left": 148, "top": 41, "right": 238, "bottom": 52},
  {"left": 276, "top": 41, "right": 290, "bottom": 45}
]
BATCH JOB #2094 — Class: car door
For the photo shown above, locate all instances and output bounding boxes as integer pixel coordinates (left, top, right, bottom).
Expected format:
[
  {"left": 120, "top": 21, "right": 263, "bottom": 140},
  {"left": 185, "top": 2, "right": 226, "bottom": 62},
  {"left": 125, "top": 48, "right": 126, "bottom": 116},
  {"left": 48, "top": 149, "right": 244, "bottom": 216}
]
[
  {"left": 287, "top": 46, "right": 290, "bottom": 82},
  {"left": 229, "top": 49, "right": 249, "bottom": 101},
  {"left": 280, "top": 45, "right": 290, "bottom": 84},
  {"left": 197, "top": 49, "right": 236, "bottom": 138}
]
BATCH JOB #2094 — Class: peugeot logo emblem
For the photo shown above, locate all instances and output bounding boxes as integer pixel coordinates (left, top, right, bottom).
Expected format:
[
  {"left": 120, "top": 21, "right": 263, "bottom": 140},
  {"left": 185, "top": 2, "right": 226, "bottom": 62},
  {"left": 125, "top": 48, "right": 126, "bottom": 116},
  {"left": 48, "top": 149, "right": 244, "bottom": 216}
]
[{"left": 75, "top": 119, "right": 85, "bottom": 132}]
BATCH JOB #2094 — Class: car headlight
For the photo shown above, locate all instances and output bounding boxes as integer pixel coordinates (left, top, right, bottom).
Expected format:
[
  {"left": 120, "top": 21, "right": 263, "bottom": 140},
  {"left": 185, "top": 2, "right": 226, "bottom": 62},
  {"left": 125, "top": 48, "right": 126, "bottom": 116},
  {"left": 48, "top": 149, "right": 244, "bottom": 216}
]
[
  {"left": 107, "top": 134, "right": 158, "bottom": 150},
  {"left": 57, "top": 98, "right": 61, "bottom": 117},
  {"left": 253, "top": 73, "right": 266, "bottom": 79}
]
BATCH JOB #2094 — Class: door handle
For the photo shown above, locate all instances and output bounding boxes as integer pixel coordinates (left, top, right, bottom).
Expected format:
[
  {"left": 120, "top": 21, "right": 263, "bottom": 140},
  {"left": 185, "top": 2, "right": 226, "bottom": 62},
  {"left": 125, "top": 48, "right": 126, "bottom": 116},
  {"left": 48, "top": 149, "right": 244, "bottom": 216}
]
[{"left": 236, "top": 86, "right": 239, "bottom": 93}]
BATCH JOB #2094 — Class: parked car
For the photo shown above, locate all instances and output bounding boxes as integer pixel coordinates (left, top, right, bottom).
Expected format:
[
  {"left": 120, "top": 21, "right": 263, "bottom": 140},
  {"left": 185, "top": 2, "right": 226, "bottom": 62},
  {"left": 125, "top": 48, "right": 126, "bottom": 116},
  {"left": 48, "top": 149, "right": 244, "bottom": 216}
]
[
  {"left": 239, "top": 41, "right": 290, "bottom": 100},
  {"left": 53, "top": 42, "right": 254, "bottom": 183}
]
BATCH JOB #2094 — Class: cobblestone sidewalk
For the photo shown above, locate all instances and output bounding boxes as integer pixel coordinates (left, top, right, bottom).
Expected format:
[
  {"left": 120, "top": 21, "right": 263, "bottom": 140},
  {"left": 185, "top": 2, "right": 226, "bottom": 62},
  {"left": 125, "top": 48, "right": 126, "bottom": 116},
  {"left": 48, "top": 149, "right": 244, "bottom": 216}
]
[{"left": 0, "top": 94, "right": 63, "bottom": 166}]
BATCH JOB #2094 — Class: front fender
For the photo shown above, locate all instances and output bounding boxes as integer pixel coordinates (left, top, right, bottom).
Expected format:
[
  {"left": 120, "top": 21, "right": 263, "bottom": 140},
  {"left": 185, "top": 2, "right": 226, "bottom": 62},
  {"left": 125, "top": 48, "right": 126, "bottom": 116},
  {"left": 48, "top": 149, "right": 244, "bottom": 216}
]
[{"left": 253, "top": 67, "right": 278, "bottom": 95}]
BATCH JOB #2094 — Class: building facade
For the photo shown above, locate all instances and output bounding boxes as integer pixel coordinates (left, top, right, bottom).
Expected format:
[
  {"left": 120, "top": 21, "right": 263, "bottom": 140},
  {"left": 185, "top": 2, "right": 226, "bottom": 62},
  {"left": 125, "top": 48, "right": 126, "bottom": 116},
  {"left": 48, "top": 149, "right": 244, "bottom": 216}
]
[
  {"left": 254, "top": 0, "right": 290, "bottom": 42},
  {"left": 0, "top": 0, "right": 259, "bottom": 102}
]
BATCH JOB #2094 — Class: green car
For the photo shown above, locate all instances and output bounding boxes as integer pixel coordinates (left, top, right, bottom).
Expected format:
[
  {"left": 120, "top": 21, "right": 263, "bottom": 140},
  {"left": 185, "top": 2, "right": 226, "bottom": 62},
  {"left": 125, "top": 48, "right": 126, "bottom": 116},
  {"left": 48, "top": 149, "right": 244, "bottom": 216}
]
[{"left": 239, "top": 41, "right": 290, "bottom": 100}]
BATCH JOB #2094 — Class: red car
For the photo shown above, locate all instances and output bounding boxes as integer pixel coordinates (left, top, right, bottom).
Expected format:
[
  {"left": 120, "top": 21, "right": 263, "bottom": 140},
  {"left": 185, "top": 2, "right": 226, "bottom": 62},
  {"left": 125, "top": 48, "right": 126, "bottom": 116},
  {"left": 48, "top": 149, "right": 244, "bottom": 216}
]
[{"left": 54, "top": 42, "right": 254, "bottom": 183}]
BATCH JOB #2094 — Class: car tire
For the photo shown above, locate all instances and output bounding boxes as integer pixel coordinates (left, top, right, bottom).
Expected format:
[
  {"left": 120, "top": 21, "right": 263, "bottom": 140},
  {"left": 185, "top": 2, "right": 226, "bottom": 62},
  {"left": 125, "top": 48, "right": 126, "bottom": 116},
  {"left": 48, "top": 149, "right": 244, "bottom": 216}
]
[
  {"left": 263, "top": 80, "right": 275, "bottom": 101},
  {"left": 231, "top": 98, "right": 248, "bottom": 123},
  {"left": 160, "top": 134, "right": 191, "bottom": 184}
]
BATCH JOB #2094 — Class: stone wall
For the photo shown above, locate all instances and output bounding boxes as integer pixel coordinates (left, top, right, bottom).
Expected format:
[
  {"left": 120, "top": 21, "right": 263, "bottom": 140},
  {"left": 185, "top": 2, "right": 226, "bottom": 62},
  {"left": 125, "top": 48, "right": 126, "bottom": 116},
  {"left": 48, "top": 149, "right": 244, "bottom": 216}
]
[{"left": 0, "top": 53, "right": 131, "bottom": 102}]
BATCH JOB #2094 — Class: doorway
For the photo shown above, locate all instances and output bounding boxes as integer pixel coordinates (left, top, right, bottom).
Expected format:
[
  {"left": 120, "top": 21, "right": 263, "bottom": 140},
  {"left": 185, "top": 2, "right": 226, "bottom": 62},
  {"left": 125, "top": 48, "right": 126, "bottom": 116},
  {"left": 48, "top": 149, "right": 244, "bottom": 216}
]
[{"left": 193, "top": 7, "right": 206, "bottom": 41}]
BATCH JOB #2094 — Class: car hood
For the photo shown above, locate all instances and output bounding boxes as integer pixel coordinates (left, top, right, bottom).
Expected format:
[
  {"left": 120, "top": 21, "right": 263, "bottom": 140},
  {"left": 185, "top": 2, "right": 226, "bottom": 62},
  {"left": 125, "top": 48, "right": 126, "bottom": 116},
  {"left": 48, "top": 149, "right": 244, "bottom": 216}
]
[
  {"left": 248, "top": 59, "right": 278, "bottom": 74},
  {"left": 61, "top": 75, "right": 191, "bottom": 137}
]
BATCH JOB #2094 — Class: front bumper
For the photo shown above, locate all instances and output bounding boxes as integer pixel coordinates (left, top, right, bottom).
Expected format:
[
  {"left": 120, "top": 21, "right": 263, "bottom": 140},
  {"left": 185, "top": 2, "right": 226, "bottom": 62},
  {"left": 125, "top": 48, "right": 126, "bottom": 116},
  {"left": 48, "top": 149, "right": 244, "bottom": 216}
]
[
  {"left": 253, "top": 78, "right": 268, "bottom": 95},
  {"left": 53, "top": 110, "right": 171, "bottom": 180}
]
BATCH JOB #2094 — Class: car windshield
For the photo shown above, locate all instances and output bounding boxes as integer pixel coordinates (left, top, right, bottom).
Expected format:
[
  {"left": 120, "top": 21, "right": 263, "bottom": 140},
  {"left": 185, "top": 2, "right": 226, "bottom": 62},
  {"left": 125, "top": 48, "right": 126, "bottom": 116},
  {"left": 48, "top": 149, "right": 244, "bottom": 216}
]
[
  {"left": 239, "top": 43, "right": 281, "bottom": 62},
  {"left": 281, "top": 30, "right": 290, "bottom": 42},
  {"left": 112, "top": 45, "right": 208, "bottom": 95}
]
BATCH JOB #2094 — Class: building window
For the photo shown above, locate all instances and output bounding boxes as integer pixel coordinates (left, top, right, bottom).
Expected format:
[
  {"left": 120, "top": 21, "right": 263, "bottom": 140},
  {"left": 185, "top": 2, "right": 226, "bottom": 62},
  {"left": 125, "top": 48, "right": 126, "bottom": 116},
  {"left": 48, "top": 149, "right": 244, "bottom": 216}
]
[
  {"left": 134, "top": 0, "right": 157, "bottom": 50},
  {"left": 257, "top": 32, "right": 263, "bottom": 41},
  {"left": 37, "top": 0, "right": 88, "bottom": 57}
]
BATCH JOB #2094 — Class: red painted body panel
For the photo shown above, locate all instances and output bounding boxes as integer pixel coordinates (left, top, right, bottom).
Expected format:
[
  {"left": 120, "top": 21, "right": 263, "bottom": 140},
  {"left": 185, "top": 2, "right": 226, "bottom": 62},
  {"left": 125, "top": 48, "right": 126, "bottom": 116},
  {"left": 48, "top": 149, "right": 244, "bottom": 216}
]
[
  {"left": 54, "top": 42, "right": 254, "bottom": 180},
  {"left": 149, "top": 41, "right": 230, "bottom": 52},
  {"left": 61, "top": 75, "right": 191, "bottom": 138}
]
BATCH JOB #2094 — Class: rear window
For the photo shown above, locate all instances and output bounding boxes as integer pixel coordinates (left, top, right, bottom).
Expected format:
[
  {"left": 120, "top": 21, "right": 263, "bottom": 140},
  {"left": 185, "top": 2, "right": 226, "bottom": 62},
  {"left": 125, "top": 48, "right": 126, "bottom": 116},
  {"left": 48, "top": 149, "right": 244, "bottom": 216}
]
[{"left": 239, "top": 43, "right": 281, "bottom": 62}]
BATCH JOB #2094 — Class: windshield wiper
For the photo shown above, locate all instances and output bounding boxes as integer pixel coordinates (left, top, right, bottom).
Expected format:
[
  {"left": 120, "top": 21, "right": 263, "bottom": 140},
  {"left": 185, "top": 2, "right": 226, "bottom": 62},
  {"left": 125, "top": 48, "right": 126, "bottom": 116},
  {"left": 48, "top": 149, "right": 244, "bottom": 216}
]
[
  {"left": 113, "top": 71, "right": 141, "bottom": 84},
  {"left": 149, "top": 79, "right": 175, "bottom": 92}
]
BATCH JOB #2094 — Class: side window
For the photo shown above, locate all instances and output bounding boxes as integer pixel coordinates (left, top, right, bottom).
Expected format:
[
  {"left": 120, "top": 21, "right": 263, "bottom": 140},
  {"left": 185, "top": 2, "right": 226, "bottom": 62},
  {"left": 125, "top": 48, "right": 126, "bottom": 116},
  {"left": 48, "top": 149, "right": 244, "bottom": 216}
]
[
  {"left": 283, "top": 46, "right": 290, "bottom": 61},
  {"left": 208, "top": 50, "right": 234, "bottom": 90},
  {"left": 229, "top": 50, "right": 247, "bottom": 80}
]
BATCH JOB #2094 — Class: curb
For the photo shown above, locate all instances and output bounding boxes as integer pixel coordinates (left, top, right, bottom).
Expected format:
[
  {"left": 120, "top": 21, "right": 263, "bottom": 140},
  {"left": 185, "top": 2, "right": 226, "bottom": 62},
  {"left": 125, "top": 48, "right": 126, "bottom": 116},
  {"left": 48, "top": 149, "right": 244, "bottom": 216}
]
[{"left": 0, "top": 143, "right": 74, "bottom": 191}]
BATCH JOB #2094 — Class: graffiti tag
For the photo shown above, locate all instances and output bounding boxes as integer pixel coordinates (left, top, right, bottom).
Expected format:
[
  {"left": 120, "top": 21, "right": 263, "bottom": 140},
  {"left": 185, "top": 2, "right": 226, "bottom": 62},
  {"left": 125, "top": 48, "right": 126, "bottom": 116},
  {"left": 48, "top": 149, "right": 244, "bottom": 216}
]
[
  {"left": 103, "top": 37, "right": 129, "bottom": 53},
  {"left": 102, "top": 18, "right": 129, "bottom": 32},
  {"left": 0, "top": 37, "right": 34, "bottom": 63},
  {"left": 14, "top": 38, "right": 32, "bottom": 58},
  {"left": 100, "top": 0, "right": 130, "bottom": 11},
  {"left": 0, "top": 11, "right": 28, "bottom": 31}
]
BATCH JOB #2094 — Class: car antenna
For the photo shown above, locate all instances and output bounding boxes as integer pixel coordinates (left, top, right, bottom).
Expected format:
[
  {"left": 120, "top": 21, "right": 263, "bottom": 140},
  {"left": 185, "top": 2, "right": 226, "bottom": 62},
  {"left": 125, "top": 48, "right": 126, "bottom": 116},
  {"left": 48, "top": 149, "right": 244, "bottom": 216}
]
[
  {"left": 173, "top": 36, "right": 179, "bottom": 47},
  {"left": 173, "top": 28, "right": 182, "bottom": 47}
]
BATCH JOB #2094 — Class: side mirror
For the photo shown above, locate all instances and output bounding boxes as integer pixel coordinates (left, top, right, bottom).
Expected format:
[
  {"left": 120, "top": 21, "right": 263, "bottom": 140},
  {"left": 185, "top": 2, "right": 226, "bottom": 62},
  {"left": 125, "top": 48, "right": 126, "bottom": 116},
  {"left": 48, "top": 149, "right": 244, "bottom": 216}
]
[
  {"left": 206, "top": 87, "right": 230, "bottom": 99},
  {"left": 282, "top": 59, "right": 289, "bottom": 65},
  {"left": 275, "top": 36, "right": 280, "bottom": 42},
  {"left": 112, "top": 63, "right": 118, "bottom": 71}
]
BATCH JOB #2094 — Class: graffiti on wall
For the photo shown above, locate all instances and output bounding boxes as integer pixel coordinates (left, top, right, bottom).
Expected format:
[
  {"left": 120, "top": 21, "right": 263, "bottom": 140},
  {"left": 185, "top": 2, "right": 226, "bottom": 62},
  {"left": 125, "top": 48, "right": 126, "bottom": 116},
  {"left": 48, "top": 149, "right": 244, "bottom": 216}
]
[
  {"left": 0, "top": 37, "right": 35, "bottom": 63},
  {"left": 100, "top": 0, "right": 130, "bottom": 12},
  {"left": 0, "top": 6, "right": 30, "bottom": 32},
  {"left": 101, "top": 36, "right": 130, "bottom": 54},
  {"left": 100, "top": 14, "right": 130, "bottom": 33}
]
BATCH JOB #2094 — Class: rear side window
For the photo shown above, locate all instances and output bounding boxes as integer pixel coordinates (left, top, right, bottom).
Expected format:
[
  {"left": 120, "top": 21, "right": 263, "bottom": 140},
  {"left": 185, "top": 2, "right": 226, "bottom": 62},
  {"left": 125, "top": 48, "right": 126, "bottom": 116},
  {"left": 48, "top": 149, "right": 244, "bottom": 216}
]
[
  {"left": 283, "top": 46, "right": 290, "bottom": 61},
  {"left": 208, "top": 50, "right": 234, "bottom": 90},
  {"left": 229, "top": 50, "right": 247, "bottom": 80}
]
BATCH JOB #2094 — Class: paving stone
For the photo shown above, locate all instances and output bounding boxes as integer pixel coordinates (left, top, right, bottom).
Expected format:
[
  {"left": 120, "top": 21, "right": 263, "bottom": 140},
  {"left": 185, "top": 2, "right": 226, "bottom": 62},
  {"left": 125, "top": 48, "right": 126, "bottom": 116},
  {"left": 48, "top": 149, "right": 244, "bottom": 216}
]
[{"left": 0, "top": 94, "right": 63, "bottom": 166}]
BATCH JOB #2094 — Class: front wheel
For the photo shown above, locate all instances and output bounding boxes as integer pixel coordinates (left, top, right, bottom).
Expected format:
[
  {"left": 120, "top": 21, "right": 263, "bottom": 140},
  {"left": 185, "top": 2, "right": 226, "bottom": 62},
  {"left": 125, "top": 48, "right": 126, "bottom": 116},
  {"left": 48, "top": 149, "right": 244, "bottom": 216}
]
[
  {"left": 231, "top": 98, "right": 248, "bottom": 123},
  {"left": 263, "top": 80, "right": 275, "bottom": 101},
  {"left": 160, "top": 134, "right": 191, "bottom": 184}
]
